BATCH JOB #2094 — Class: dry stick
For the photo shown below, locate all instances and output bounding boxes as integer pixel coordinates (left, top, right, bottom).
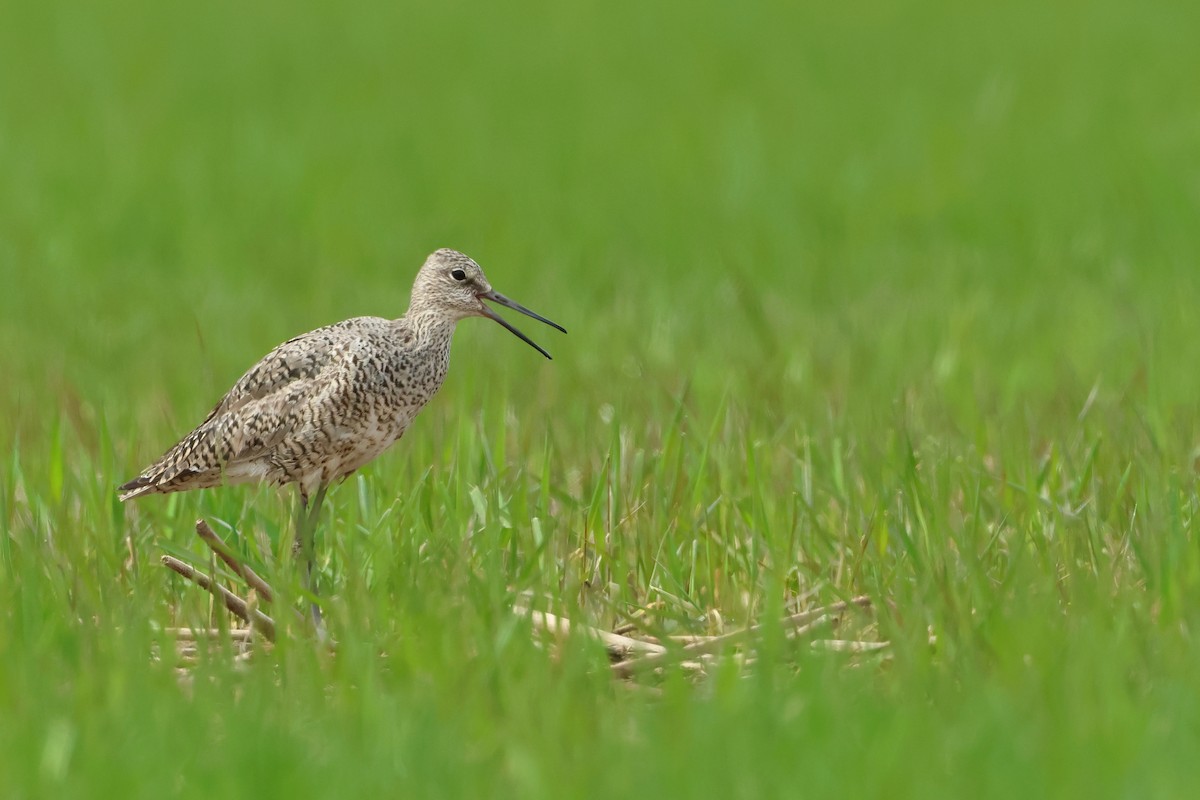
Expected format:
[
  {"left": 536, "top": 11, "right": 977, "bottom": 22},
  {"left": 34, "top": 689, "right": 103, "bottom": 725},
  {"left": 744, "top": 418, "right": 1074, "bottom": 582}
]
[
  {"left": 663, "top": 595, "right": 874, "bottom": 646},
  {"left": 612, "top": 595, "right": 874, "bottom": 679},
  {"left": 613, "top": 615, "right": 832, "bottom": 679},
  {"left": 194, "top": 519, "right": 310, "bottom": 631},
  {"left": 161, "top": 555, "right": 276, "bottom": 642},
  {"left": 164, "top": 627, "right": 255, "bottom": 642},
  {"left": 194, "top": 519, "right": 275, "bottom": 603},
  {"left": 515, "top": 606, "right": 667, "bottom": 660},
  {"left": 810, "top": 639, "right": 891, "bottom": 653}
]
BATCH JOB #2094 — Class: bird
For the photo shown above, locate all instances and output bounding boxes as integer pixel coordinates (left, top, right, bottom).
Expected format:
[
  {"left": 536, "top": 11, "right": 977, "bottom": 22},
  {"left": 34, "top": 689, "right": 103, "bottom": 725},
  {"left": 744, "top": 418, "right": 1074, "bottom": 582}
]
[{"left": 119, "top": 248, "right": 566, "bottom": 626}]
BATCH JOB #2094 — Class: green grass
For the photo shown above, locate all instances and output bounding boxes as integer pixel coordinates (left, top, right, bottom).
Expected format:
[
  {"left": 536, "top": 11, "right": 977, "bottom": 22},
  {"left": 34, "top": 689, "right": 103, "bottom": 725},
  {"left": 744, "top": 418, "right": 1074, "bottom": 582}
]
[{"left": 3, "top": 0, "right": 1200, "bottom": 796}]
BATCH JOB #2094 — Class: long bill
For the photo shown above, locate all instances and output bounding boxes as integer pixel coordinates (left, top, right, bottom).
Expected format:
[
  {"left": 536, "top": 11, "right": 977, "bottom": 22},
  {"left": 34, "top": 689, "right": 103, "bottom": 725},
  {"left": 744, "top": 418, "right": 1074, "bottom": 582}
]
[{"left": 477, "top": 290, "right": 567, "bottom": 360}]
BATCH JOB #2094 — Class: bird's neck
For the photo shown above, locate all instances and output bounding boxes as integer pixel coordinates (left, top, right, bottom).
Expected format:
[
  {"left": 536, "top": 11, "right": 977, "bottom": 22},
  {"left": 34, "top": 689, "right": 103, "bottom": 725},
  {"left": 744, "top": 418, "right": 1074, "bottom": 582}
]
[{"left": 403, "top": 308, "right": 458, "bottom": 352}]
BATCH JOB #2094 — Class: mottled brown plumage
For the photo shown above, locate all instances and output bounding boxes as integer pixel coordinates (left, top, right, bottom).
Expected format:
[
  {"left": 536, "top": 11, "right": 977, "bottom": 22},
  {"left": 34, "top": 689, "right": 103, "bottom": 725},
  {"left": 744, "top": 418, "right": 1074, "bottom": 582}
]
[
  {"left": 119, "top": 248, "right": 565, "bottom": 623},
  {"left": 120, "top": 248, "right": 564, "bottom": 501}
]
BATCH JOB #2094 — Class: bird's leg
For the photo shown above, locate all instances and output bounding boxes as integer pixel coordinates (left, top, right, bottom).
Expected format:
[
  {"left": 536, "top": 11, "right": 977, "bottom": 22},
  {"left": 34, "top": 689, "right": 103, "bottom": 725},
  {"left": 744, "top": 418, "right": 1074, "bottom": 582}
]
[{"left": 293, "top": 485, "right": 329, "bottom": 632}]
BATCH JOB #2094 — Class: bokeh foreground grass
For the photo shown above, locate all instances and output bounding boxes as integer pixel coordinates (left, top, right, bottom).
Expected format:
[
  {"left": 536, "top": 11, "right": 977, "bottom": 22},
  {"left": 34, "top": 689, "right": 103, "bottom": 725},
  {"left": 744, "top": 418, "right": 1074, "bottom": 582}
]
[{"left": 3, "top": 0, "right": 1200, "bottom": 797}]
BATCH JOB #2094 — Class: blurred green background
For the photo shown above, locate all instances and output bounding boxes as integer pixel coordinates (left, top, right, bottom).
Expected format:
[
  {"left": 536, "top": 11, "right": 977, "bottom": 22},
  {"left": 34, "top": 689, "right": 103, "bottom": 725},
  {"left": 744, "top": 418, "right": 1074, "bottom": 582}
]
[
  {"left": 3, "top": 0, "right": 1200, "bottom": 797},
  {"left": 4, "top": 0, "right": 1196, "bottom": 423}
]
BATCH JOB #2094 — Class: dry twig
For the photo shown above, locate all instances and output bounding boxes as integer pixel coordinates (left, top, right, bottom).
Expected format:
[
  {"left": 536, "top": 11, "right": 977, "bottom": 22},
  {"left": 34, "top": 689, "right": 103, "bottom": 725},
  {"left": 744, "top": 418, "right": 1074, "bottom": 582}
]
[
  {"left": 162, "top": 555, "right": 276, "bottom": 641},
  {"left": 810, "top": 639, "right": 891, "bottom": 654},
  {"left": 160, "top": 519, "right": 280, "bottom": 642},
  {"left": 194, "top": 519, "right": 275, "bottom": 602},
  {"left": 164, "top": 627, "right": 255, "bottom": 642},
  {"left": 516, "top": 606, "right": 667, "bottom": 660},
  {"left": 610, "top": 595, "right": 874, "bottom": 679}
]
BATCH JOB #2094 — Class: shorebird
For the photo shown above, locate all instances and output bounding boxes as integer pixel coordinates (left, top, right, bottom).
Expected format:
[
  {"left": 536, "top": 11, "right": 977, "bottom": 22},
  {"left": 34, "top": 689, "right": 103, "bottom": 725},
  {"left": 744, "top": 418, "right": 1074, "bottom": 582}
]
[{"left": 119, "top": 248, "right": 565, "bottom": 625}]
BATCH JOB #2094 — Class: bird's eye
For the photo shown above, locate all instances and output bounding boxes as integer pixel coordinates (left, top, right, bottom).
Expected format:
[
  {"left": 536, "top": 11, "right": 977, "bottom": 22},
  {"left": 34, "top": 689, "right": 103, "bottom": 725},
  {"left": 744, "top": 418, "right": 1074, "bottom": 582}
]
[{"left": 451, "top": 268, "right": 467, "bottom": 281}]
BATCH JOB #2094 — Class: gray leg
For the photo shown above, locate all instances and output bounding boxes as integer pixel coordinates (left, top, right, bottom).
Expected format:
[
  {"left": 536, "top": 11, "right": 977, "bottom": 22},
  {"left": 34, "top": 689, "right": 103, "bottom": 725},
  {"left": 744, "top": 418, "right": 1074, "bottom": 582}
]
[{"left": 293, "top": 485, "right": 329, "bottom": 633}]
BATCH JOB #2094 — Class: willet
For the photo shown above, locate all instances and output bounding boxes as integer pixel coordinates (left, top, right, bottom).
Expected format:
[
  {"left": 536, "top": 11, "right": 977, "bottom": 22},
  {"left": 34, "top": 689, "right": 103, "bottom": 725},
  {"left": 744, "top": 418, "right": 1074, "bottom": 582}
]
[{"left": 119, "top": 248, "right": 565, "bottom": 626}]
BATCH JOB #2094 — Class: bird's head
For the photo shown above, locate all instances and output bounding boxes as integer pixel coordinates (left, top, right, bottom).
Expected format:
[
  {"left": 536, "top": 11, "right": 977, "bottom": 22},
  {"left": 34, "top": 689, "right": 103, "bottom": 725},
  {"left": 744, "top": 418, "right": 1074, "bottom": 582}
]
[{"left": 410, "top": 248, "right": 567, "bottom": 359}]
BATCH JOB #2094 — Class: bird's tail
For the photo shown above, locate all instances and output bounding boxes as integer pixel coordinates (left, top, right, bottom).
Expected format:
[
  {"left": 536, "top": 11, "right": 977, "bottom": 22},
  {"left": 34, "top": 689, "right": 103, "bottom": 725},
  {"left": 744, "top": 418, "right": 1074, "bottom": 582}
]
[{"left": 117, "top": 474, "right": 159, "bottom": 502}]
